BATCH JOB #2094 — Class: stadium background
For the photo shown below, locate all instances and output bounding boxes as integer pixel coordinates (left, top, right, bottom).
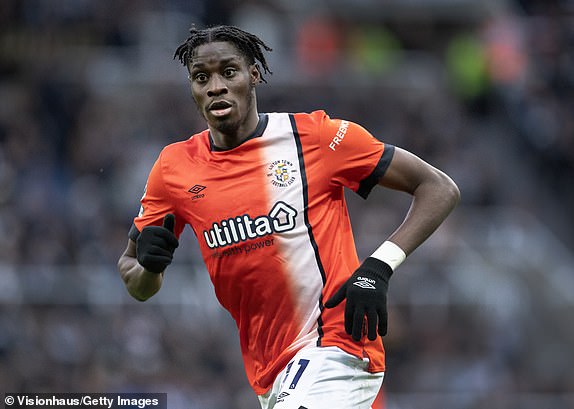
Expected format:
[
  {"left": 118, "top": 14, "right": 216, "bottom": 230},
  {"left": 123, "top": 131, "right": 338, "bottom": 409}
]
[{"left": 0, "top": 0, "right": 573, "bottom": 408}]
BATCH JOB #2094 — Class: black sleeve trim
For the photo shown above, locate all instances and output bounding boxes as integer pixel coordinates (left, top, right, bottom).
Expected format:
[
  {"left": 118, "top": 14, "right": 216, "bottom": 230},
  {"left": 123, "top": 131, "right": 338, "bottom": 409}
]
[
  {"left": 356, "top": 144, "right": 395, "bottom": 199},
  {"left": 128, "top": 223, "right": 141, "bottom": 241}
]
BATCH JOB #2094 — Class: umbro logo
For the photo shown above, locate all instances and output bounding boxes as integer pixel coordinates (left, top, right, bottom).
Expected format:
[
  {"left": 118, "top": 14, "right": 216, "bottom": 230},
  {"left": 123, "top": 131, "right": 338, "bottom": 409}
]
[
  {"left": 277, "top": 392, "right": 290, "bottom": 403},
  {"left": 353, "top": 276, "right": 376, "bottom": 290},
  {"left": 189, "top": 184, "right": 206, "bottom": 200},
  {"left": 189, "top": 185, "right": 206, "bottom": 194}
]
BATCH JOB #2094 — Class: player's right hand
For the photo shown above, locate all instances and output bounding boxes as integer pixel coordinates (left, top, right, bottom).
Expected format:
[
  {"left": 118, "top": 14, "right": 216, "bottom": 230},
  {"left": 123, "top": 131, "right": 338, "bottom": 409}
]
[{"left": 136, "top": 214, "right": 179, "bottom": 274}]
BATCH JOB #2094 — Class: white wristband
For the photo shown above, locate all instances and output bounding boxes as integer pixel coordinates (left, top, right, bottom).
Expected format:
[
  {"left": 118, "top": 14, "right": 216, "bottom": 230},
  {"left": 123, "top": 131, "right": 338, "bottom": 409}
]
[{"left": 371, "top": 241, "right": 406, "bottom": 271}]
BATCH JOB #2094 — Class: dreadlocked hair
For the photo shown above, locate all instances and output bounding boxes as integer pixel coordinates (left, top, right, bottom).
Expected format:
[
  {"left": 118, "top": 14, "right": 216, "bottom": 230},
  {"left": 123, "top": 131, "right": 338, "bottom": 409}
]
[{"left": 174, "top": 25, "right": 273, "bottom": 83}]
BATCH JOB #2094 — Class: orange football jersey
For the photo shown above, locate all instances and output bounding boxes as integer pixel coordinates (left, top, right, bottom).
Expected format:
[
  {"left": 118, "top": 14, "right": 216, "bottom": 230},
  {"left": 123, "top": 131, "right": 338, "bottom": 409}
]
[{"left": 131, "top": 110, "right": 395, "bottom": 394}]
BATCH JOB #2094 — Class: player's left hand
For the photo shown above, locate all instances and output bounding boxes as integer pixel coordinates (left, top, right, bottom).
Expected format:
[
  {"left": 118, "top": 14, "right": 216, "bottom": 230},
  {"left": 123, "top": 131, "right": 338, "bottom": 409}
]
[{"left": 324, "top": 257, "right": 393, "bottom": 341}]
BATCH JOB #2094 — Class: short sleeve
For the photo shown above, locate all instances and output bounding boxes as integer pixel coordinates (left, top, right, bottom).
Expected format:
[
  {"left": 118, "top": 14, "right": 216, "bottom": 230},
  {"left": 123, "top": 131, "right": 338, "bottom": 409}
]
[
  {"left": 129, "top": 151, "right": 184, "bottom": 240},
  {"left": 318, "top": 113, "right": 395, "bottom": 198}
]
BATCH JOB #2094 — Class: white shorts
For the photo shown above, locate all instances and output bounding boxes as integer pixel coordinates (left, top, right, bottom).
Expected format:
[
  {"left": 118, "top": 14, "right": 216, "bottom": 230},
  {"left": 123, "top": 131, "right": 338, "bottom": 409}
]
[{"left": 258, "top": 346, "right": 384, "bottom": 409}]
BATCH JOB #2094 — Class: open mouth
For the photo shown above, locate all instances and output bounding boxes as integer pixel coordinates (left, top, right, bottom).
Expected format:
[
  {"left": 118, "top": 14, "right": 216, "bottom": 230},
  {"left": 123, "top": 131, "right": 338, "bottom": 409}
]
[{"left": 208, "top": 100, "right": 233, "bottom": 117}]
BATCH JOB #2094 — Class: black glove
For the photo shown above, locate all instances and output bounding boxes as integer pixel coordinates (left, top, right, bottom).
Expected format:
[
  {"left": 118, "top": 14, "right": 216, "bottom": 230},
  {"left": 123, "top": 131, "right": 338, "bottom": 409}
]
[
  {"left": 324, "top": 257, "right": 393, "bottom": 341},
  {"left": 136, "top": 214, "right": 179, "bottom": 274}
]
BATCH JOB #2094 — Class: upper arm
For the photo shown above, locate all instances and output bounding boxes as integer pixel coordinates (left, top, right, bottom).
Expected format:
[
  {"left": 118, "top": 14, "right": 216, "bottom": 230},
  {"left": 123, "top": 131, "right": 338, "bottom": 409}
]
[{"left": 378, "top": 147, "right": 454, "bottom": 194}]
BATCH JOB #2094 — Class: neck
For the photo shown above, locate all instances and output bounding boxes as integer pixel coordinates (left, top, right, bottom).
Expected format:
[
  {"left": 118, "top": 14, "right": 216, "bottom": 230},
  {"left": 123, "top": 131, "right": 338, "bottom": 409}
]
[{"left": 209, "top": 107, "right": 260, "bottom": 150}]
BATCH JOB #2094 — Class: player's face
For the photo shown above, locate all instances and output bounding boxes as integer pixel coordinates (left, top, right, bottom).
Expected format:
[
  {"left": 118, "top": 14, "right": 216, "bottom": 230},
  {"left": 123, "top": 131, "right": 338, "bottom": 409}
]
[{"left": 188, "top": 41, "right": 260, "bottom": 139}]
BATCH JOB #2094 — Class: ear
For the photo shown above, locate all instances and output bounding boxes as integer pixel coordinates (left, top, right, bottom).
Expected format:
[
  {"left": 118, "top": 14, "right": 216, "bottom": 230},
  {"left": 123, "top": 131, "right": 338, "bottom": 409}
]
[{"left": 250, "top": 64, "right": 262, "bottom": 85}]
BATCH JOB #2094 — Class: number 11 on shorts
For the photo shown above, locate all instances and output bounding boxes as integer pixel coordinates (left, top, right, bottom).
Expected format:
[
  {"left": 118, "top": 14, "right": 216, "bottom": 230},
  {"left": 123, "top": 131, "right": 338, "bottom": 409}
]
[{"left": 282, "top": 358, "right": 310, "bottom": 390}]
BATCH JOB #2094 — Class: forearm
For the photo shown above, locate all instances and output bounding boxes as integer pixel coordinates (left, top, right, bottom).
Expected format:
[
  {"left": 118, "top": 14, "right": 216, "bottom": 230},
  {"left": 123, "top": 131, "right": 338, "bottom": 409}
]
[
  {"left": 387, "top": 170, "right": 460, "bottom": 256},
  {"left": 118, "top": 242, "right": 163, "bottom": 301}
]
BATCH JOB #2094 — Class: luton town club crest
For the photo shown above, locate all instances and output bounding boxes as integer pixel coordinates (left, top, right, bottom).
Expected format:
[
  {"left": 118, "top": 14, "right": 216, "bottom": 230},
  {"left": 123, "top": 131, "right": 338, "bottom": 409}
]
[{"left": 267, "top": 159, "right": 297, "bottom": 188}]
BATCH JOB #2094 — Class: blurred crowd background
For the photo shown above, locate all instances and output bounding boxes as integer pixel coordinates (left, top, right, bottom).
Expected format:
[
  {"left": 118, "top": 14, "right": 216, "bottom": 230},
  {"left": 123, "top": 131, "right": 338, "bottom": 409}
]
[{"left": 1, "top": 0, "right": 573, "bottom": 408}]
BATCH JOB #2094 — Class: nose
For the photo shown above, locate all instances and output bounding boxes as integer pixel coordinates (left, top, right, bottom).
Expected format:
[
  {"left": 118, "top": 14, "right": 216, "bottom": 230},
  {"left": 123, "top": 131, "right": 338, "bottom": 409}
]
[{"left": 207, "top": 74, "right": 228, "bottom": 97}]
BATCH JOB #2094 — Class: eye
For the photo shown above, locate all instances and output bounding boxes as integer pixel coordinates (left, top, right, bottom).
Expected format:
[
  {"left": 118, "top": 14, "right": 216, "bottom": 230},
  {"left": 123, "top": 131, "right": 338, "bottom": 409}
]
[
  {"left": 193, "top": 72, "right": 208, "bottom": 83},
  {"left": 223, "top": 67, "right": 237, "bottom": 78}
]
